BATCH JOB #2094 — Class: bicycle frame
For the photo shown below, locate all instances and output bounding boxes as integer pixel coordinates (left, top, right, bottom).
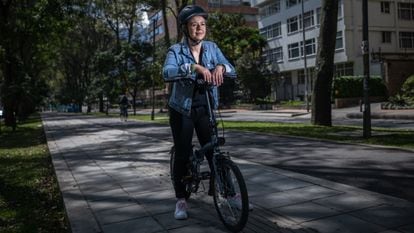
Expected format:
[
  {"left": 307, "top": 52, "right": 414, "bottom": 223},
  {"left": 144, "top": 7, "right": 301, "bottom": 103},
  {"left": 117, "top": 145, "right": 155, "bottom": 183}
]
[
  {"left": 170, "top": 78, "right": 249, "bottom": 232},
  {"left": 187, "top": 84, "right": 231, "bottom": 195}
]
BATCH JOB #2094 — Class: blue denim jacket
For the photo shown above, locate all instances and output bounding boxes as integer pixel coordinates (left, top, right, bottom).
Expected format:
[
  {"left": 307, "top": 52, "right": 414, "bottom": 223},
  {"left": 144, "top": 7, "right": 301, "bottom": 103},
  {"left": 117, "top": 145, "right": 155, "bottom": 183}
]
[{"left": 163, "top": 40, "right": 236, "bottom": 116}]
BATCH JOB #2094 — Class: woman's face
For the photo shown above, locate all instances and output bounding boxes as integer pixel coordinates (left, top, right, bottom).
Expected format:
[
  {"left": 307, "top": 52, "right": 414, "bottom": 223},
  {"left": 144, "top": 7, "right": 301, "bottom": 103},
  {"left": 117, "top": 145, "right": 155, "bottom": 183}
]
[{"left": 187, "top": 15, "right": 206, "bottom": 42}]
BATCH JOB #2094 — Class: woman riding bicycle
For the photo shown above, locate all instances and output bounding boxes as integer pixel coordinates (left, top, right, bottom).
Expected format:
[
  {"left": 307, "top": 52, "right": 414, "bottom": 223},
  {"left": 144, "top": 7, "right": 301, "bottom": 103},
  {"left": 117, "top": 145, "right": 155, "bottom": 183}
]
[
  {"left": 162, "top": 5, "right": 236, "bottom": 220},
  {"left": 119, "top": 94, "right": 129, "bottom": 121}
]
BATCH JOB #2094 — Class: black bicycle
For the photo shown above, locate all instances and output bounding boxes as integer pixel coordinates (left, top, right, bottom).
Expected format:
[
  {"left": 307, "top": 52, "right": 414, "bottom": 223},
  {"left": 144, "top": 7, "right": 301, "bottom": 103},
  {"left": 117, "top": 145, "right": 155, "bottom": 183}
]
[{"left": 170, "top": 79, "right": 249, "bottom": 232}]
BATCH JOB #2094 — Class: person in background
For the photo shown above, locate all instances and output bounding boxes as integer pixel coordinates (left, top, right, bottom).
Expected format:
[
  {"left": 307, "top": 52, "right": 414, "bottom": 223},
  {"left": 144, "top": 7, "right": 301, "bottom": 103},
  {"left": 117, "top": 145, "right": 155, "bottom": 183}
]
[{"left": 119, "top": 93, "right": 129, "bottom": 121}]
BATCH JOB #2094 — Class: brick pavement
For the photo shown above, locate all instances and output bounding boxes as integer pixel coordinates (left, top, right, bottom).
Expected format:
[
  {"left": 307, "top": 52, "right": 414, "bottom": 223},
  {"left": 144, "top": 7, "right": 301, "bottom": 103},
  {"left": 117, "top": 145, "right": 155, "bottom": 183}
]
[{"left": 42, "top": 112, "right": 414, "bottom": 233}]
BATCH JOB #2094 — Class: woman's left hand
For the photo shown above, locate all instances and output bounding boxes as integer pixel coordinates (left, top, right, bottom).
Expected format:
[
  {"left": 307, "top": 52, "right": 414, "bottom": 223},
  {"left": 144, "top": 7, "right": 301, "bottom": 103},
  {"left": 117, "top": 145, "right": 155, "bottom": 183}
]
[{"left": 211, "top": 65, "right": 225, "bottom": 86}]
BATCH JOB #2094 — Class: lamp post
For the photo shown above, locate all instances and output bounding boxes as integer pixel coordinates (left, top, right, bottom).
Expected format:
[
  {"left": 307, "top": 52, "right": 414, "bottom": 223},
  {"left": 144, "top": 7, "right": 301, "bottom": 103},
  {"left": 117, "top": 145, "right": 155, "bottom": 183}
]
[
  {"left": 151, "top": 17, "right": 156, "bottom": 120},
  {"left": 362, "top": 0, "right": 371, "bottom": 137},
  {"left": 301, "top": 0, "right": 309, "bottom": 112}
]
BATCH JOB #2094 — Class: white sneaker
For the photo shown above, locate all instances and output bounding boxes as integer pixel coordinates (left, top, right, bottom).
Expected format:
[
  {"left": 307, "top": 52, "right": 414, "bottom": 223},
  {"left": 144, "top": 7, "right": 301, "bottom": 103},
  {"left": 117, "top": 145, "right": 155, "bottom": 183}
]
[
  {"left": 174, "top": 199, "right": 188, "bottom": 220},
  {"left": 227, "top": 194, "right": 253, "bottom": 211}
]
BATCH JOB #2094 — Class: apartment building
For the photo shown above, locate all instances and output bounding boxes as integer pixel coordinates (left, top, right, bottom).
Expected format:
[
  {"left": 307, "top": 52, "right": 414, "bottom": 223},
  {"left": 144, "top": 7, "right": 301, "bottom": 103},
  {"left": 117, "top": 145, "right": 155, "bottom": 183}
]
[{"left": 251, "top": 0, "right": 414, "bottom": 101}]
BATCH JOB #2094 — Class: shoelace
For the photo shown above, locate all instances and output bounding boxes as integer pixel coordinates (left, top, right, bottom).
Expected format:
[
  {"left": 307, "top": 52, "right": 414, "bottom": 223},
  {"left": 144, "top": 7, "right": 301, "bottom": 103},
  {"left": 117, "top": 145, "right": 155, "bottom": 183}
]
[{"left": 177, "top": 201, "right": 187, "bottom": 210}]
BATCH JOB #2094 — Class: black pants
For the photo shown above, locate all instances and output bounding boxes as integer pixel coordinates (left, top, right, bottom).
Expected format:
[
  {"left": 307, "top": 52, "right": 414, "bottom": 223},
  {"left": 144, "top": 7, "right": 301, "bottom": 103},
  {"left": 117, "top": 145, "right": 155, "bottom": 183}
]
[{"left": 169, "top": 106, "right": 213, "bottom": 199}]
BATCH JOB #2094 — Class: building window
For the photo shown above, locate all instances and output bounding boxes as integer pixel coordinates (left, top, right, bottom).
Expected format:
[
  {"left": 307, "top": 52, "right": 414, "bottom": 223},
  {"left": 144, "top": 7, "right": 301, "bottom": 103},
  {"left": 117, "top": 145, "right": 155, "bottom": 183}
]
[
  {"left": 381, "top": 2, "right": 390, "bottom": 13},
  {"left": 260, "top": 22, "right": 282, "bottom": 39},
  {"left": 259, "top": 0, "right": 281, "bottom": 19},
  {"left": 208, "top": 0, "right": 220, "bottom": 8},
  {"left": 287, "top": 16, "right": 300, "bottom": 33},
  {"left": 304, "top": 38, "right": 316, "bottom": 55},
  {"left": 222, "top": 0, "right": 241, "bottom": 6},
  {"left": 382, "top": 31, "right": 392, "bottom": 43},
  {"left": 335, "top": 31, "right": 344, "bottom": 49},
  {"left": 338, "top": 0, "right": 343, "bottom": 18},
  {"left": 286, "top": 0, "right": 301, "bottom": 8},
  {"left": 288, "top": 39, "right": 316, "bottom": 59},
  {"left": 399, "top": 31, "right": 414, "bottom": 48},
  {"left": 264, "top": 47, "right": 283, "bottom": 63},
  {"left": 398, "top": 3, "right": 414, "bottom": 20},
  {"left": 288, "top": 42, "right": 301, "bottom": 59},
  {"left": 302, "top": 10, "right": 314, "bottom": 29},
  {"left": 334, "top": 62, "right": 354, "bottom": 77}
]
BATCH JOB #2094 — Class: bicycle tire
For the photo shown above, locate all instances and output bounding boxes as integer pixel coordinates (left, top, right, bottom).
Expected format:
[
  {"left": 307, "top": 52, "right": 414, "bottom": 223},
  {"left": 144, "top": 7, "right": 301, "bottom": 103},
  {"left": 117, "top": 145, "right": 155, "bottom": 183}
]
[
  {"left": 212, "top": 158, "right": 249, "bottom": 232},
  {"left": 169, "top": 147, "right": 191, "bottom": 200}
]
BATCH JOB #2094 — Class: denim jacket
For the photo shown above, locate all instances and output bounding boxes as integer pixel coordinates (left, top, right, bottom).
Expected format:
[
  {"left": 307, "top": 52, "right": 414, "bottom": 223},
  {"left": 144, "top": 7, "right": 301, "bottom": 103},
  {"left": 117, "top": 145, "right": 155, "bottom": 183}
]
[{"left": 163, "top": 40, "right": 236, "bottom": 116}]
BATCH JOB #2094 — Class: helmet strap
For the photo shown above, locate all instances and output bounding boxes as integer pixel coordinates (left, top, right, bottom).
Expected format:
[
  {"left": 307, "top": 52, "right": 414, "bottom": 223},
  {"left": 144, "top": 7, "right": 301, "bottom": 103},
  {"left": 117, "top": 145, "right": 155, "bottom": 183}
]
[{"left": 188, "top": 36, "right": 203, "bottom": 46}]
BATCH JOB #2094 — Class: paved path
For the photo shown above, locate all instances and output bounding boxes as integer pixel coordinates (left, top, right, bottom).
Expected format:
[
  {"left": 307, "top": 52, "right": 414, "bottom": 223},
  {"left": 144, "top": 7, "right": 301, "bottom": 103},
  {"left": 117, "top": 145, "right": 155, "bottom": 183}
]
[{"left": 42, "top": 113, "right": 414, "bottom": 233}]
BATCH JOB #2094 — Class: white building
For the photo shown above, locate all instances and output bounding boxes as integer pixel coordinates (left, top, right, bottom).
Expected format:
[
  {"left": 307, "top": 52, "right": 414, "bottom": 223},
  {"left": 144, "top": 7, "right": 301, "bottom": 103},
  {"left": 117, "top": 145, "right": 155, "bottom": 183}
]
[{"left": 251, "top": 0, "right": 414, "bottom": 101}]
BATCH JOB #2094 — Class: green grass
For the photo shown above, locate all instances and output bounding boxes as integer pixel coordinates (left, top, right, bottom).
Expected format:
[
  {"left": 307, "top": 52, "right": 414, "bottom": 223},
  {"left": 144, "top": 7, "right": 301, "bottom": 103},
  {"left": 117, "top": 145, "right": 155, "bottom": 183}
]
[
  {"left": 0, "top": 114, "right": 69, "bottom": 233},
  {"left": 221, "top": 121, "right": 414, "bottom": 149},
  {"left": 127, "top": 112, "right": 414, "bottom": 150}
]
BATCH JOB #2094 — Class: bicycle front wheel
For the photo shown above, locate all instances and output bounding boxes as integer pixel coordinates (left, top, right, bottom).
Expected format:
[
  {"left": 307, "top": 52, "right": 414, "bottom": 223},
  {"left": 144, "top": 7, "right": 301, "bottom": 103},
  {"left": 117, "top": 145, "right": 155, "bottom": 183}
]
[{"left": 212, "top": 158, "right": 249, "bottom": 232}]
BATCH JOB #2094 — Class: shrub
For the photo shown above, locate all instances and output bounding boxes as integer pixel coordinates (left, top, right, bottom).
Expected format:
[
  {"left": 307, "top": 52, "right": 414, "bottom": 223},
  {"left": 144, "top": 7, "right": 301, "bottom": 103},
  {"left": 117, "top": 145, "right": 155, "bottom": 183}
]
[
  {"left": 333, "top": 76, "right": 387, "bottom": 98},
  {"left": 401, "top": 74, "right": 414, "bottom": 99},
  {"left": 255, "top": 97, "right": 274, "bottom": 105}
]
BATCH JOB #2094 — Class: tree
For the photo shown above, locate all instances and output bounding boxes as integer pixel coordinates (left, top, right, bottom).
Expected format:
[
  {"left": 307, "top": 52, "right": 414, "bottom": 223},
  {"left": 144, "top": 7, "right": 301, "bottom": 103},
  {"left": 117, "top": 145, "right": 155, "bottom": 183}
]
[
  {"left": 55, "top": 1, "right": 115, "bottom": 113},
  {"left": 208, "top": 13, "right": 267, "bottom": 104},
  {"left": 311, "top": 0, "right": 339, "bottom": 126},
  {"left": 0, "top": 0, "right": 70, "bottom": 129}
]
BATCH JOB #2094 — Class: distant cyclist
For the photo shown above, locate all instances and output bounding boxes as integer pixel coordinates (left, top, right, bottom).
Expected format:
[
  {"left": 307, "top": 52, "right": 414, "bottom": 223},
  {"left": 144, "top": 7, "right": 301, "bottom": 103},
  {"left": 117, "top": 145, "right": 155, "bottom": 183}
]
[
  {"left": 162, "top": 5, "right": 237, "bottom": 220},
  {"left": 119, "top": 94, "right": 129, "bottom": 121}
]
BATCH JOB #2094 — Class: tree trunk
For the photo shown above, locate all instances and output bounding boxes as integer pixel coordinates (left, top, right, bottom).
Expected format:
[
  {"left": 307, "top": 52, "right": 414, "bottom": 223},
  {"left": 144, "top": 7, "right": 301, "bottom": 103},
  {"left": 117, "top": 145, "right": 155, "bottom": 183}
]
[
  {"left": 311, "top": 0, "right": 339, "bottom": 126},
  {"left": 0, "top": 1, "right": 17, "bottom": 130},
  {"left": 161, "top": 0, "right": 170, "bottom": 48}
]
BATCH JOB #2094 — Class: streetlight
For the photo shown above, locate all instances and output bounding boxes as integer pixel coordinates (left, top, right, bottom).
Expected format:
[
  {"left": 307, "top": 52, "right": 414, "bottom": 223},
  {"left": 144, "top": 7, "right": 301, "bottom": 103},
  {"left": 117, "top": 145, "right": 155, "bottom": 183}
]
[
  {"left": 150, "top": 15, "right": 157, "bottom": 121},
  {"left": 362, "top": 0, "right": 371, "bottom": 137},
  {"left": 301, "top": 0, "right": 309, "bottom": 112}
]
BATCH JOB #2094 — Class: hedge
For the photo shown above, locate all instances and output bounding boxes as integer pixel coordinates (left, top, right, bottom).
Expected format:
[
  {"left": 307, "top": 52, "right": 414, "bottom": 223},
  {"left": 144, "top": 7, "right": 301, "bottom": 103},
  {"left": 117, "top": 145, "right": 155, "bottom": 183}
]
[{"left": 333, "top": 76, "right": 387, "bottom": 98}]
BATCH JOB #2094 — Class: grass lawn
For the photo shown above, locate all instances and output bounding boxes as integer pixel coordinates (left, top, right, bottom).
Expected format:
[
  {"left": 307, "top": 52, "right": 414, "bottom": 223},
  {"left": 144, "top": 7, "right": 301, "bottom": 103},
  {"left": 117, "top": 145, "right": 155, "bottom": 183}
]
[
  {"left": 127, "top": 112, "right": 414, "bottom": 150},
  {"left": 0, "top": 114, "right": 69, "bottom": 233}
]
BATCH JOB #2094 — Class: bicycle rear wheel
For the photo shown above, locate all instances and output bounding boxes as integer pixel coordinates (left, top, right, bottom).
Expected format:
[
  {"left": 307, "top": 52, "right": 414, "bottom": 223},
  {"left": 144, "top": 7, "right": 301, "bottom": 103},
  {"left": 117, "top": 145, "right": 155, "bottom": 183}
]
[
  {"left": 169, "top": 147, "right": 191, "bottom": 200},
  {"left": 212, "top": 158, "right": 249, "bottom": 232}
]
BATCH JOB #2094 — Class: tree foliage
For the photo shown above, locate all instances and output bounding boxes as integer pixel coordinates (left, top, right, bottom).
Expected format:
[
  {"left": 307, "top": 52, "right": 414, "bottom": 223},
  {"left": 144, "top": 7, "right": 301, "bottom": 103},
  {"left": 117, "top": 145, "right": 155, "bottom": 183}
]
[
  {"left": 208, "top": 13, "right": 267, "bottom": 103},
  {"left": 0, "top": 0, "right": 70, "bottom": 129}
]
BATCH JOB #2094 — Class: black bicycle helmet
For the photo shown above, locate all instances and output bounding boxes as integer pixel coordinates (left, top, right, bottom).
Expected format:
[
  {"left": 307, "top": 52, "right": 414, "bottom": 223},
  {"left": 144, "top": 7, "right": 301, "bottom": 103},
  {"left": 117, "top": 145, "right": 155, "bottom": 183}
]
[{"left": 178, "top": 5, "right": 208, "bottom": 26}]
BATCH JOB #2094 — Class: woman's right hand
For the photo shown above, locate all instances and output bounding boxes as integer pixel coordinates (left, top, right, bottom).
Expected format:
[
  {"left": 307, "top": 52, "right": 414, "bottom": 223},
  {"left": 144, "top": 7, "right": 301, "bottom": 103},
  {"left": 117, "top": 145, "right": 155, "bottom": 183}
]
[{"left": 193, "top": 64, "right": 212, "bottom": 84}]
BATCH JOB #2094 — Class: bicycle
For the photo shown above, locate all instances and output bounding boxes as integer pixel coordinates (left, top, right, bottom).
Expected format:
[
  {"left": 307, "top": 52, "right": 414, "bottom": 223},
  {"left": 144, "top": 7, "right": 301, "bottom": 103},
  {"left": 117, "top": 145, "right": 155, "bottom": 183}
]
[
  {"left": 120, "top": 105, "right": 128, "bottom": 122},
  {"left": 170, "top": 79, "right": 249, "bottom": 232}
]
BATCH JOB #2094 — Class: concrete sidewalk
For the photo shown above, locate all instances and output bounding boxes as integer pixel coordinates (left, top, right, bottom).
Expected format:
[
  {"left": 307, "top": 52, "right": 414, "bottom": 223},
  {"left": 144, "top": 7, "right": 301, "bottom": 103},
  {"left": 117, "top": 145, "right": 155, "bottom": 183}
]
[{"left": 42, "top": 113, "right": 414, "bottom": 233}]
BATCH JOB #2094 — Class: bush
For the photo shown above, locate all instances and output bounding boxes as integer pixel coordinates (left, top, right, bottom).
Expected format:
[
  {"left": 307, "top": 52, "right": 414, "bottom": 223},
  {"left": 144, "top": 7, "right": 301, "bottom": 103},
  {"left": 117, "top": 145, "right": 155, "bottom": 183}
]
[
  {"left": 384, "top": 74, "right": 414, "bottom": 109},
  {"left": 401, "top": 75, "right": 414, "bottom": 98},
  {"left": 333, "top": 76, "right": 387, "bottom": 98},
  {"left": 255, "top": 97, "right": 274, "bottom": 105}
]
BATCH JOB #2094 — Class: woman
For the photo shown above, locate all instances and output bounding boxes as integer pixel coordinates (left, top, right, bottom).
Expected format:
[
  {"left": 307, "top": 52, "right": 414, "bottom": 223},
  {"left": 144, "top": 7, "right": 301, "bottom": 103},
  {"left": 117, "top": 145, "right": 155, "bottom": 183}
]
[{"left": 163, "top": 5, "right": 237, "bottom": 220}]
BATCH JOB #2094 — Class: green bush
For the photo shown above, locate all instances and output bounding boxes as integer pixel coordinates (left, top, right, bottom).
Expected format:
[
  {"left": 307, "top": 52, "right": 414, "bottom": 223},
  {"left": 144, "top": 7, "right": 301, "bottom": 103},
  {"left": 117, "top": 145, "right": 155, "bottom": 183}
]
[
  {"left": 401, "top": 74, "right": 414, "bottom": 98},
  {"left": 255, "top": 97, "right": 274, "bottom": 105},
  {"left": 333, "top": 76, "right": 387, "bottom": 98}
]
